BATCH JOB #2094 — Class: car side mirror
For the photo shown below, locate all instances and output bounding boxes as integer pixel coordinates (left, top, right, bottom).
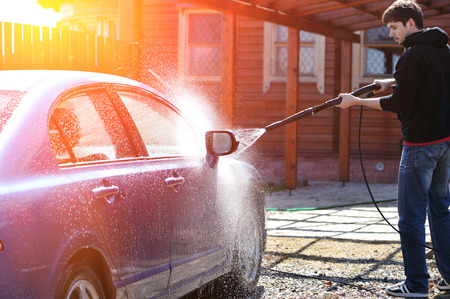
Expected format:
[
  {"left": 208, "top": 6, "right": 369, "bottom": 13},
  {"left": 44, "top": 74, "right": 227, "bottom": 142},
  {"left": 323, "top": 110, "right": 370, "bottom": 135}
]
[{"left": 205, "top": 130, "right": 239, "bottom": 167}]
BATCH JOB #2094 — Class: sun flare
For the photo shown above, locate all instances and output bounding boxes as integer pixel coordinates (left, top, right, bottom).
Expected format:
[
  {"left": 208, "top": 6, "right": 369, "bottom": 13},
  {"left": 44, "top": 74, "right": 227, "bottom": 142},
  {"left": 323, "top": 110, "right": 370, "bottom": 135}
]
[{"left": 0, "top": 0, "right": 60, "bottom": 27}]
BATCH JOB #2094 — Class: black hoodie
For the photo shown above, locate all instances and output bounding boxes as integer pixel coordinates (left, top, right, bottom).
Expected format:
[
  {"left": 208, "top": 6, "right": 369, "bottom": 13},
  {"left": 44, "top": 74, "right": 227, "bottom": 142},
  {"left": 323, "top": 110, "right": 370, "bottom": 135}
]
[{"left": 379, "top": 27, "right": 450, "bottom": 144}]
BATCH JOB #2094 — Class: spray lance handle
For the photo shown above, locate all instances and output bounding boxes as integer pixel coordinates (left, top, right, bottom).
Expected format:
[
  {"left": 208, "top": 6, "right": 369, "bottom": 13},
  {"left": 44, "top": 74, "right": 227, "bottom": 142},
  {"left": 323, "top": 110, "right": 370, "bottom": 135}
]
[
  {"left": 325, "top": 83, "right": 381, "bottom": 106},
  {"left": 264, "top": 83, "right": 381, "bottom": 132}
]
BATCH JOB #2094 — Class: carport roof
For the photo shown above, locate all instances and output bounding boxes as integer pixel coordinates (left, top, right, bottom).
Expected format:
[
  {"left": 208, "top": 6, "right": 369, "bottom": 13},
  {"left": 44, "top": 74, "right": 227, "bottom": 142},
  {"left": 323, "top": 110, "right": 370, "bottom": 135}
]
[{"left": 185, "top": 0, "right": 450, "bottom": 42}]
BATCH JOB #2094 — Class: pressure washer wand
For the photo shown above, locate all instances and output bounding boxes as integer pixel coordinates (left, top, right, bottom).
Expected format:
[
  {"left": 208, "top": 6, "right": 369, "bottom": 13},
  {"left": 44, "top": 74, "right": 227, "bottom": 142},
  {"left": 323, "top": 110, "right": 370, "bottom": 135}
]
[{"left": 264, "top": 83, "right": 380, "bottom": 132}]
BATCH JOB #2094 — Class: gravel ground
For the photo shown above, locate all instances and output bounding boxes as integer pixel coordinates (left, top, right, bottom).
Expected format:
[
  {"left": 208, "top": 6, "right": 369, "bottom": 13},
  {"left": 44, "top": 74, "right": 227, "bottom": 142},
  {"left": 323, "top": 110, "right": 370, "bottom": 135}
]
[
  {"left": 250, "top": 235, "right": 450, "bottom": 299},
  {"left": 250, "top": 181, "right": 450, "bottom": 298},
  {"left": 185, "top": 181, "right": 450, "bottom": 298}
]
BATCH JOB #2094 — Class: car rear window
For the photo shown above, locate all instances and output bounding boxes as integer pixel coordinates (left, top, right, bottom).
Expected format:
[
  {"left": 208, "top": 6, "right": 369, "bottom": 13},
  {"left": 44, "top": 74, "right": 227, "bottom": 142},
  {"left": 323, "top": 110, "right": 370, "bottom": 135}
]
[{"left": 0, "top": 90, "right": 25, "bottom": 133}]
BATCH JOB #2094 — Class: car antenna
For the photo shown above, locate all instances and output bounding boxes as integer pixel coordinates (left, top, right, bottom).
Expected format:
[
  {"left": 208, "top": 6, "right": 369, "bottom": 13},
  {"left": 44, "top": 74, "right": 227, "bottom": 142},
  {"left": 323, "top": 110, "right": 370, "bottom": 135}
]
[
  {"left": 111, "top": 67, "right": 124, "bottom": 75},
  {"left": 147, "top": 68, "right": 176, "bottom": 94}
]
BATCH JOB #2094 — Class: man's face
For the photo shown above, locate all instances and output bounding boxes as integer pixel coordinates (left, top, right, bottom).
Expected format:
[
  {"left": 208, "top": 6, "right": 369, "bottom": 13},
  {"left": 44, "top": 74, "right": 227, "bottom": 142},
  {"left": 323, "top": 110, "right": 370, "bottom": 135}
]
[{"left": 386, "top": 19, "right": 417, "bottom": 44}]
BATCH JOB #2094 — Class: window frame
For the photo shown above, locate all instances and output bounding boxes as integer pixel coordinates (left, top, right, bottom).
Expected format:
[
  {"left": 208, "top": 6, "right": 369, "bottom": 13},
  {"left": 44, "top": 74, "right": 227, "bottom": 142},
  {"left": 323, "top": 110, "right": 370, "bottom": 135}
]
[
  {"left": 263, "top": 22, "right": 326, "bottom": 94},
  {"left": 178, "top": 8, "right": 222, "bottom": 82},
  {"left": 109, "top": 85, "right": 204, "bottom": 159},
  {"left": 352, "top": 27, "right": 403, "bottom": 89},
  {"left": 49, "top": 85, "right": 138, "bottom": 165}
]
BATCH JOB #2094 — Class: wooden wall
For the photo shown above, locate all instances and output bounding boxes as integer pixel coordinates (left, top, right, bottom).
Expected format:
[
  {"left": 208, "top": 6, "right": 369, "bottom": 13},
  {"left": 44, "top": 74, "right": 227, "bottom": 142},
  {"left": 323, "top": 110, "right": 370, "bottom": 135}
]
[
  {"left": 232, "top": 14, "right": 450, "bottom": 183},
  {"left": 139, "top": 0, "right": 222, "bottom": 118},
  {"left": 139, "top": 0, "right": 178, "bottom": 86},
  {"left": 137, "top": 1, "right": 450, "bottom": 183},
  {"left": 234, "top": 17, "right": 345, "bottom": 182}
]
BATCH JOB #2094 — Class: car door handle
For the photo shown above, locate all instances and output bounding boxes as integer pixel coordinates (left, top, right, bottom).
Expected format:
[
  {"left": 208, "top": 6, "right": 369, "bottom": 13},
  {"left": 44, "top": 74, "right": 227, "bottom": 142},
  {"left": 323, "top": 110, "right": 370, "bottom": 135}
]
[
  {"left": 165, "top": 176, "right": 185, "bottom": 188},
  {"left": 92, "top": 185, "right": 119, "bottom": 199}
]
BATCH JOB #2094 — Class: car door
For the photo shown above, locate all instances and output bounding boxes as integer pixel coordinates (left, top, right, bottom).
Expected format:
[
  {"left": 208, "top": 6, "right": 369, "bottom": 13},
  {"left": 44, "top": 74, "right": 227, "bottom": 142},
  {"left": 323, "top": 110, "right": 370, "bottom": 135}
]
[
  {"left": 114, "top": 89, "right": 228, "bottom": 291},
  {"left": 49, "top": 87, "right": 171, "bottom": 298}
]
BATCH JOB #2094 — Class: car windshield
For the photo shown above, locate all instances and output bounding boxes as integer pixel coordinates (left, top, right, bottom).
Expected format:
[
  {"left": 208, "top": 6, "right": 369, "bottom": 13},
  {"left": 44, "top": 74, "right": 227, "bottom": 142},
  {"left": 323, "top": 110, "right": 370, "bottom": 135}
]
[{"left": 0, "top": 90, "right": 26, "bottom": 133}]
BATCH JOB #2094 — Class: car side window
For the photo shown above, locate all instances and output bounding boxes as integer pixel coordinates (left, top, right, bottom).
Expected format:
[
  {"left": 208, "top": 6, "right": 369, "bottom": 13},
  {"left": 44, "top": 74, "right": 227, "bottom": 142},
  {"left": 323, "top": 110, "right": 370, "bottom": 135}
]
[
  {"left": 117, "top": 91, "right": 201, "bottom": 158},
  {"left": 49, "top": 90, "right": 135, "bottom": 164}
]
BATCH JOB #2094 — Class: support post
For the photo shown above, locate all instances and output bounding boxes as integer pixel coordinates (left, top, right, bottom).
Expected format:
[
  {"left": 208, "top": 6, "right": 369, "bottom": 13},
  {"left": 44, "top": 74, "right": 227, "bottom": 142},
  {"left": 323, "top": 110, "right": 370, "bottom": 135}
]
[
  {"left": 332, "top": 40, "right": 341, "bottom": 153},
  {"left": 285, "top": 27, "right": 299, "bottom": 189},
  {"left": 221, "top": 13, "right": 237, "bottom": 128},
  {"left": 338, "top": 40, "right": 352, "bottom": 182}
]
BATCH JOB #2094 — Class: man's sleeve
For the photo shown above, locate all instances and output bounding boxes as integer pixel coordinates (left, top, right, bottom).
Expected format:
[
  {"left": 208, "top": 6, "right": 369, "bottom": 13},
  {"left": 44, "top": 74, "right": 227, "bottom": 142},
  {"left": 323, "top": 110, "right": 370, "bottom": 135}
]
[{"left": 379, "top": 49, "right": 424, "bottom": 113}]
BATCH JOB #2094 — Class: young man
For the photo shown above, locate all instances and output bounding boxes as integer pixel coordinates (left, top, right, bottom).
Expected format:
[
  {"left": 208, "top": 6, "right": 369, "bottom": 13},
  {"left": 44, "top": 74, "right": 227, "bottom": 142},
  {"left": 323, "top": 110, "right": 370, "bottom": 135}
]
[{"left": 337, "top": 0, "right": 450, "bottom": 297}]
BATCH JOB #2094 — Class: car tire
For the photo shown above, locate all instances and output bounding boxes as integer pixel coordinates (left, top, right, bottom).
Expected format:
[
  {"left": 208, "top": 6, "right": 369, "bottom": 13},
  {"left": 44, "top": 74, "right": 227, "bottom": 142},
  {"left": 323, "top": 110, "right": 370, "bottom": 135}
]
[
  {"left": 211, "top": 194, "right": 266, "bottom": 298},
  {"left": 55, "top": 262, "right": 106, "bottom": 299}
]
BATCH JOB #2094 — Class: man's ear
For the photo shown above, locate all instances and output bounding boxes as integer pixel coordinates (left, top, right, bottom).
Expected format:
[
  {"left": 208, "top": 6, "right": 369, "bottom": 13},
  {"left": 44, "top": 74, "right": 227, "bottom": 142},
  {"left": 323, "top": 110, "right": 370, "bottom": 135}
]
[{"left": 407, "top": 18, "right": 417, "bottom": 30}]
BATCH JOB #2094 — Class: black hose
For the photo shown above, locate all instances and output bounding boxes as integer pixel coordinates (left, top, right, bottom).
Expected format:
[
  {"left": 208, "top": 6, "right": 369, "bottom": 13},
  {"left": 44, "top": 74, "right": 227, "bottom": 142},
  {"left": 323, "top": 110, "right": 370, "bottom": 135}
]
[
  {"left": 358, "top": 106, "right": 449, "bottom": 256},
  {"left": 260, "top": 84, "right": 448, "bottom": 298}
]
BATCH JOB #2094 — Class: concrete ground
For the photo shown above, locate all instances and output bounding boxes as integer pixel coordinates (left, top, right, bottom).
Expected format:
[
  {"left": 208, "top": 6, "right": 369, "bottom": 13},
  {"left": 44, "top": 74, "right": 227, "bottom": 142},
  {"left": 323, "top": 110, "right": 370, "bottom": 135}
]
[{"left": 264, "top": 181, "right": 430, "bottom": 242}]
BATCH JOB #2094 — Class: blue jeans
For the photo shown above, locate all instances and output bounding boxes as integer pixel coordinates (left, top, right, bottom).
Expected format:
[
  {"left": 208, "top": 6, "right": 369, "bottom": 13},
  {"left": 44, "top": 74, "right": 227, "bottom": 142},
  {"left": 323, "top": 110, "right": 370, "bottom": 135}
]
[{"left": 398, "top": 141, "right": 450, "bottom": 293}]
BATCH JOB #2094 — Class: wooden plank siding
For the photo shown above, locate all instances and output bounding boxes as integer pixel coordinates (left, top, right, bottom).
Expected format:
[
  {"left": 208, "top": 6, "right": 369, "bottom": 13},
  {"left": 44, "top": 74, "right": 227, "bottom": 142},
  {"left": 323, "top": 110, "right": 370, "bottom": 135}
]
[
  {"left": 139, "top": 0, "right": 181, "bottom": 96},
  {"left": 235, "top": 16, "right": 339, "bottom": 153},
  {"left": 221, "top": 13, "right": 237, "bottom": 128},
  {"left": 232, "top": 13, "right": 450, "bottom": 183},
  {"left": 233, "top": 16, "right": 347, "bottom": 183},
  {"left": 139, "top": 0, "right": 223, "bottom": 128}
]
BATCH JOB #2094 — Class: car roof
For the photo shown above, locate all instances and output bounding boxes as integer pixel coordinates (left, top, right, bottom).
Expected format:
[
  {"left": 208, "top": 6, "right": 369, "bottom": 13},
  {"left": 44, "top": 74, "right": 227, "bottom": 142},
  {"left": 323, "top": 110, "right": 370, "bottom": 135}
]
[{"left": 0, "top": 70, "right": 150, "bottom": 93}]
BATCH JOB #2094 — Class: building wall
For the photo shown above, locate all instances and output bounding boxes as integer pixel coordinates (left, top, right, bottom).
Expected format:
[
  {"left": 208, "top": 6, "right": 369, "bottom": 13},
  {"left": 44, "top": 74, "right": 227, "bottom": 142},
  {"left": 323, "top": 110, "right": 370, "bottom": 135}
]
[
  {"left": 54, "top": 0, "right": 450, "bottom": 183},
  {"left": 139, "top": 0, "right": 178, "bottom": 90},
  {"left": 232, "top": 13, "right": 450, "bottom": 183},
  {"left": 232, "top": 16, "right": 400, "bottom": 183},
  {"left": 139, "top": 0, "right": 222, "bottom": 122},
  {"left": 137, "top": 1, "right": 450, "bottom": 183}
]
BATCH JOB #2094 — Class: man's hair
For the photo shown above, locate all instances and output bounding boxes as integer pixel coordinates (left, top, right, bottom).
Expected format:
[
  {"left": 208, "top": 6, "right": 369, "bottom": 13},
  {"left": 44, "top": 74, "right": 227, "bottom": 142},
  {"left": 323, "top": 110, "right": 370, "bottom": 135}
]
[{"left": 382, "top": 0, "right": 424, "bottom": 29}]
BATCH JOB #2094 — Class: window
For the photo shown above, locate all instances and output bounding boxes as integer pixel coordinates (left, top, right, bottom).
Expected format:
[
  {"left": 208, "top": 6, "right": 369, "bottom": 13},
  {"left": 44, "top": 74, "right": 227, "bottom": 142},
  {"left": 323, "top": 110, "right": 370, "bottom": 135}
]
[
  {"left": 363, "top": 26, "right": 403, "bottom": 76},
  {"left": 117, "top": 91, "right": 202, "bottom": 158},
  {"left": 352, "top": 26, "right": 403, "bottom": 88},
  {"left": 49, "top": 90, "right": 134, "bottom": 164},
  {"left": 179, "top": 9, "right": 222, "bottom": 81},
  {"left": 263, "top": 23, "right": 326, "bottom": 93}
]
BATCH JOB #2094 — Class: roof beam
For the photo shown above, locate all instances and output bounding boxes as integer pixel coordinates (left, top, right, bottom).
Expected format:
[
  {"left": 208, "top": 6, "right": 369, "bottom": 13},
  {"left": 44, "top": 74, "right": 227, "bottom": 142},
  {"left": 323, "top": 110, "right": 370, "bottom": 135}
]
[
  {"left": 185, "top": 0, "right": 360, "bottom": 43},
  {"left": 347, "top": 18, "right": 383, "bottom": 31},
  {"left": 293, "top": 0, "right": 380, "bottom": 17},
  {"left": 248, "top": 0, "right": 276, "bottom": 5},
  {"left": 422, "top": 0, "right": 450, "bottom": 14},
  {"left": 271, "top": 0, "right": 328, "bottom": 12}
]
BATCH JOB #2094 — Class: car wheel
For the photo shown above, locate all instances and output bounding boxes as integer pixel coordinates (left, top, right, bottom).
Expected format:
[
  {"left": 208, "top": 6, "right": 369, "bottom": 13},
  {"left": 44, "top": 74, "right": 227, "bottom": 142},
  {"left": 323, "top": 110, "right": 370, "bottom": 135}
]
[
  {"left": 55, "top": 262, "right": 106, "bottom": 299},
  {"left": 235, "top": 204, "right": 264, "bottom": 289},
  {"left": 212, "top": 195, "right": 265, "bottom": 298}
]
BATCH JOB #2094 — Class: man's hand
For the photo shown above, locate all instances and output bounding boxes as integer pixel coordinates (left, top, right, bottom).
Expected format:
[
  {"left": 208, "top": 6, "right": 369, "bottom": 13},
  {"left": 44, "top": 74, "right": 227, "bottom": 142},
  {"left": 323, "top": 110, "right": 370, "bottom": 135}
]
[
  {"left": 336, "top": 92, "right": 382, "bottom": 110},
  {"left": 373, "top": 78, "right": 395, "bottom": 94},
  {"left": 336, "top": 93, "right": 359, "bottom": 109}
]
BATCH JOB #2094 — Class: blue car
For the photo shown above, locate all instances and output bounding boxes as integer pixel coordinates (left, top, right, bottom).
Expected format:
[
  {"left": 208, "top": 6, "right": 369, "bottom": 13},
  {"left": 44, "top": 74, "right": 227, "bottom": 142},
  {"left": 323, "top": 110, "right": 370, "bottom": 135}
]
[{"left": 0, "top": 70, "right": 266, "bottom": 298}]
